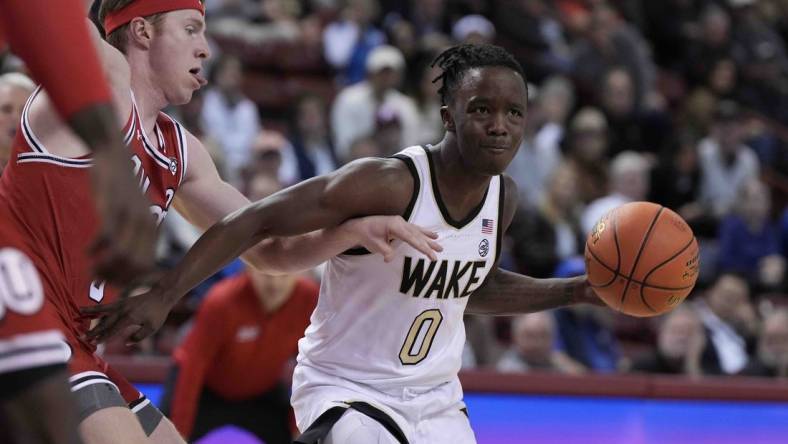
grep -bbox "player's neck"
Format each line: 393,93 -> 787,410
432,136 -> 492,219
128,57 -> 168,136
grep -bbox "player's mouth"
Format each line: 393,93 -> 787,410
480,144 -> 508,154
189,68 -> 207,87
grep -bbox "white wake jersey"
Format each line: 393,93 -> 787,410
296,145 -> 504,389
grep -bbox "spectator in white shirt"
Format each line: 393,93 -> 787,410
201,55 -> 262,184
582,151 -> 650,234
330,45 -> 420,159
697,100 -> 760,219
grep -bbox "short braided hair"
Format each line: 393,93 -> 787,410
431,43 -> 526,106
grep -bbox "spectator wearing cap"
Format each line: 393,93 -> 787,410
331,45 -> 420,160
697,100 -> 759,220
452,14 -> 495,44
581,151 -> 650,235
323,0 -> 386,85
563,107 -> 610,205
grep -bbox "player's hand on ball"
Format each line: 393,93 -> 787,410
572,277 -> 606,307
347,216 -> 443,262
80,280 -> 175,345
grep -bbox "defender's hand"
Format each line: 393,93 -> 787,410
345,216 -> 443,262
89,149 -> 157,285
81,282 -> 175,345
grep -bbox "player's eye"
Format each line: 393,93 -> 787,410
186,26 -> 196,35
509,109 -> 523,118
472,106 -> 489,115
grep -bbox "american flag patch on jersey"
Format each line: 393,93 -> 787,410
482,218 -> 494,234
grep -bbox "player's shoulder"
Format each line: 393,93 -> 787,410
336,155 -> 413,187
499,173 -> 519,231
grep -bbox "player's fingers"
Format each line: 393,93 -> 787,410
127,324 -> 154,345
418,226 -> 439,239
86,310 -> 129,342
80,301 -> 122,317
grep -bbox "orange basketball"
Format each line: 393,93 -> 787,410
584,202 -> 700,317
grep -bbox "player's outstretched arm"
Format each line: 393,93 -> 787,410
82,155 -> 435,343
171,133 -> 440,275
466,175 -> 601,316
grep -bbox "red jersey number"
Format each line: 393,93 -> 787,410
0,248 -> 44,320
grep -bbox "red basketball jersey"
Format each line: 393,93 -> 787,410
0,88 -> 188,340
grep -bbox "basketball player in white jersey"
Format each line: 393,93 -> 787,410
85,44 -> 602,443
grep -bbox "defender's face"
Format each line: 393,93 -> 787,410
149,10 -> 210,105
445,66 -> 527,176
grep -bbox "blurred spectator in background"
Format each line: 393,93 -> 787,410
564,107 -> 609,205
694,273 -> 759,375
407,0 -> 450,36
640,0 -> 706,70
649,131 -> 705,231
506,76 -> 572,208
288,93 -> 337,181
552,258 -> 621,373
494,0 -> 571,82
0,72 -> 34,175
739,309 -> 788,378
631,306 -> 706,377
451,14 -> 495,44
598,67 -> 672,158
697,100 -> 759,221
344,135 -> 383,164
718,179 -> 785,290
410,59 -> 444,146
163,174 -> 319,443
582,151 -> 650,234
248,129 -> 299,186
509,164 -> 583,279
323,0 -> 385,85
571,3 -> 657,109
331,45 -> 419,159
497,312 -> 585,374
684,5 -> 734,88
373,104 -> 403,156
729,0 -> 788,122
201,55 -> 262,184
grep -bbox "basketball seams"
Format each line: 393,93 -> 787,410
638,236 -> 697,313
618,206 -> 664,312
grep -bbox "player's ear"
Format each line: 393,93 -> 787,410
128,17 -> 155,49
440,105 -> 455,133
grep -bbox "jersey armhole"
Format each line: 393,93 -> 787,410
494,174 -> 506,264
342,154 -> 421,256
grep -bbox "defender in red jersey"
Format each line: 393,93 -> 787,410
1,0 -> 440,443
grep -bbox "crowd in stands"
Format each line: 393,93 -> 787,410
3,0 -> 788,391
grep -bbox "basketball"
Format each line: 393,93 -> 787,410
584,202 -> 700,317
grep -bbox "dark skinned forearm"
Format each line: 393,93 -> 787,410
466,269 -> 585,316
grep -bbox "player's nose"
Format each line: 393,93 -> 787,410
487,112 -> 508,137
196,35 -> 211,60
